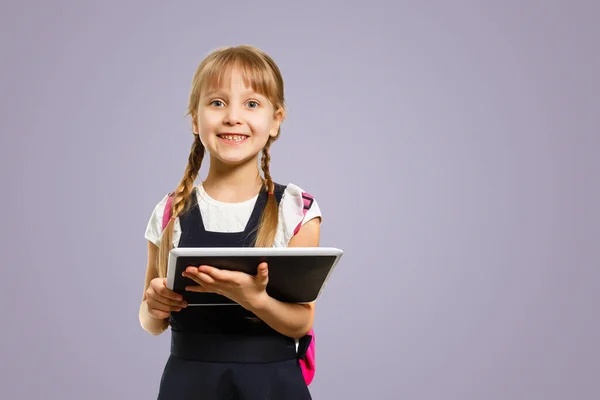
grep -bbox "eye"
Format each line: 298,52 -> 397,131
247,100 -> 259,109
210,100 -> 224,107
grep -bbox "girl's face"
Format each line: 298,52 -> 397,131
193,68 -> 283,166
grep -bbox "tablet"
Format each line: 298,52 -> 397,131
166,247 -> 343,306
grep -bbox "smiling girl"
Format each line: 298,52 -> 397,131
139,45 -> 322,400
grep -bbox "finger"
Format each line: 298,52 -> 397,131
156,294 -> 187,308
155,281 -> 185,302
148,298 -> 182,312
182,272 -> 206,286
197,272 -> 215,284
157,288 -> 186,304
182,270 -> 213,284
256,262 -> 269,282
258,262 -> 268,275
148,287 -> 187,308
148,292 -> 185,308
185,266 -> 199,274
199,265 -> 237,282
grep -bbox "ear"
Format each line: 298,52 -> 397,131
191,115 -> 199,135
269,107 -> 285,138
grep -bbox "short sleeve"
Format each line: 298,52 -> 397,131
302,195 -> 322,227
144,193 -> 169,246
275,183 -> 322,247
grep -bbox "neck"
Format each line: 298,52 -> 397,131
202,154 -> 264,203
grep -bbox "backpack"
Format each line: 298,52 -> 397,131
160,189 -> 317,386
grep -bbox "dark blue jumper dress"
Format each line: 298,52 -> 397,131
156,184 -> 312,400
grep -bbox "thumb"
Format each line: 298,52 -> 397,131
257,262 -> 269,282
162,278 -> 167,286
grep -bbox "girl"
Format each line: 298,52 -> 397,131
139,45 -> 322,400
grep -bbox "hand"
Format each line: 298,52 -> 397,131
145,277 -> 188,319
182,262 -> 270,310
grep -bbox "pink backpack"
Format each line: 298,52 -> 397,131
161,190 -> 317,386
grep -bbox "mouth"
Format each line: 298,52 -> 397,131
217,133 -> 249,143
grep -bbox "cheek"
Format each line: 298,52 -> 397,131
249,116 -> 275,135
197,114 -> 219,135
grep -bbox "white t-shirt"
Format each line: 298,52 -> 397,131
145,182 -> 322,247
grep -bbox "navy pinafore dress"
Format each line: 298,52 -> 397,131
156,184 -> 312,400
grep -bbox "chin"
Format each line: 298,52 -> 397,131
211,151 -> 259,166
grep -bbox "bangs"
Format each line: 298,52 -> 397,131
198,49 -> 280,104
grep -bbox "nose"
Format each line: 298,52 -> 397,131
223,104 -> 242,125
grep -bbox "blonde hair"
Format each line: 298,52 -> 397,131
157,45 -> 286,278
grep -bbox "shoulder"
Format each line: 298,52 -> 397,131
144,192 -> 172,247
274,182 -> 322,246
280,183 -> 321,220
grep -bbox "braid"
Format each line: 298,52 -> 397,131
171,135 -> 205,216
260,138 -> 275,193
254,137 -> 279,247
157,135 -> 205,277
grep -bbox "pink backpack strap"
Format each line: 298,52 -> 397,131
298,329 -> 316,385
161,193 -> 174,231
293,191 -> 317,386
293,192 -> 314,235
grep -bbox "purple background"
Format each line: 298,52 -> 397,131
1,1 -> 598,399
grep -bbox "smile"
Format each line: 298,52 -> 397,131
217,134 -> 249,143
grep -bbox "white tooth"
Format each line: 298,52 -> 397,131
220,134 -> 246,141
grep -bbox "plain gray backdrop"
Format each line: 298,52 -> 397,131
1,0 -> 598,399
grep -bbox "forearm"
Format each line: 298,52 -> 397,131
248,294 -> 314,339
139,301 -> 169,336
